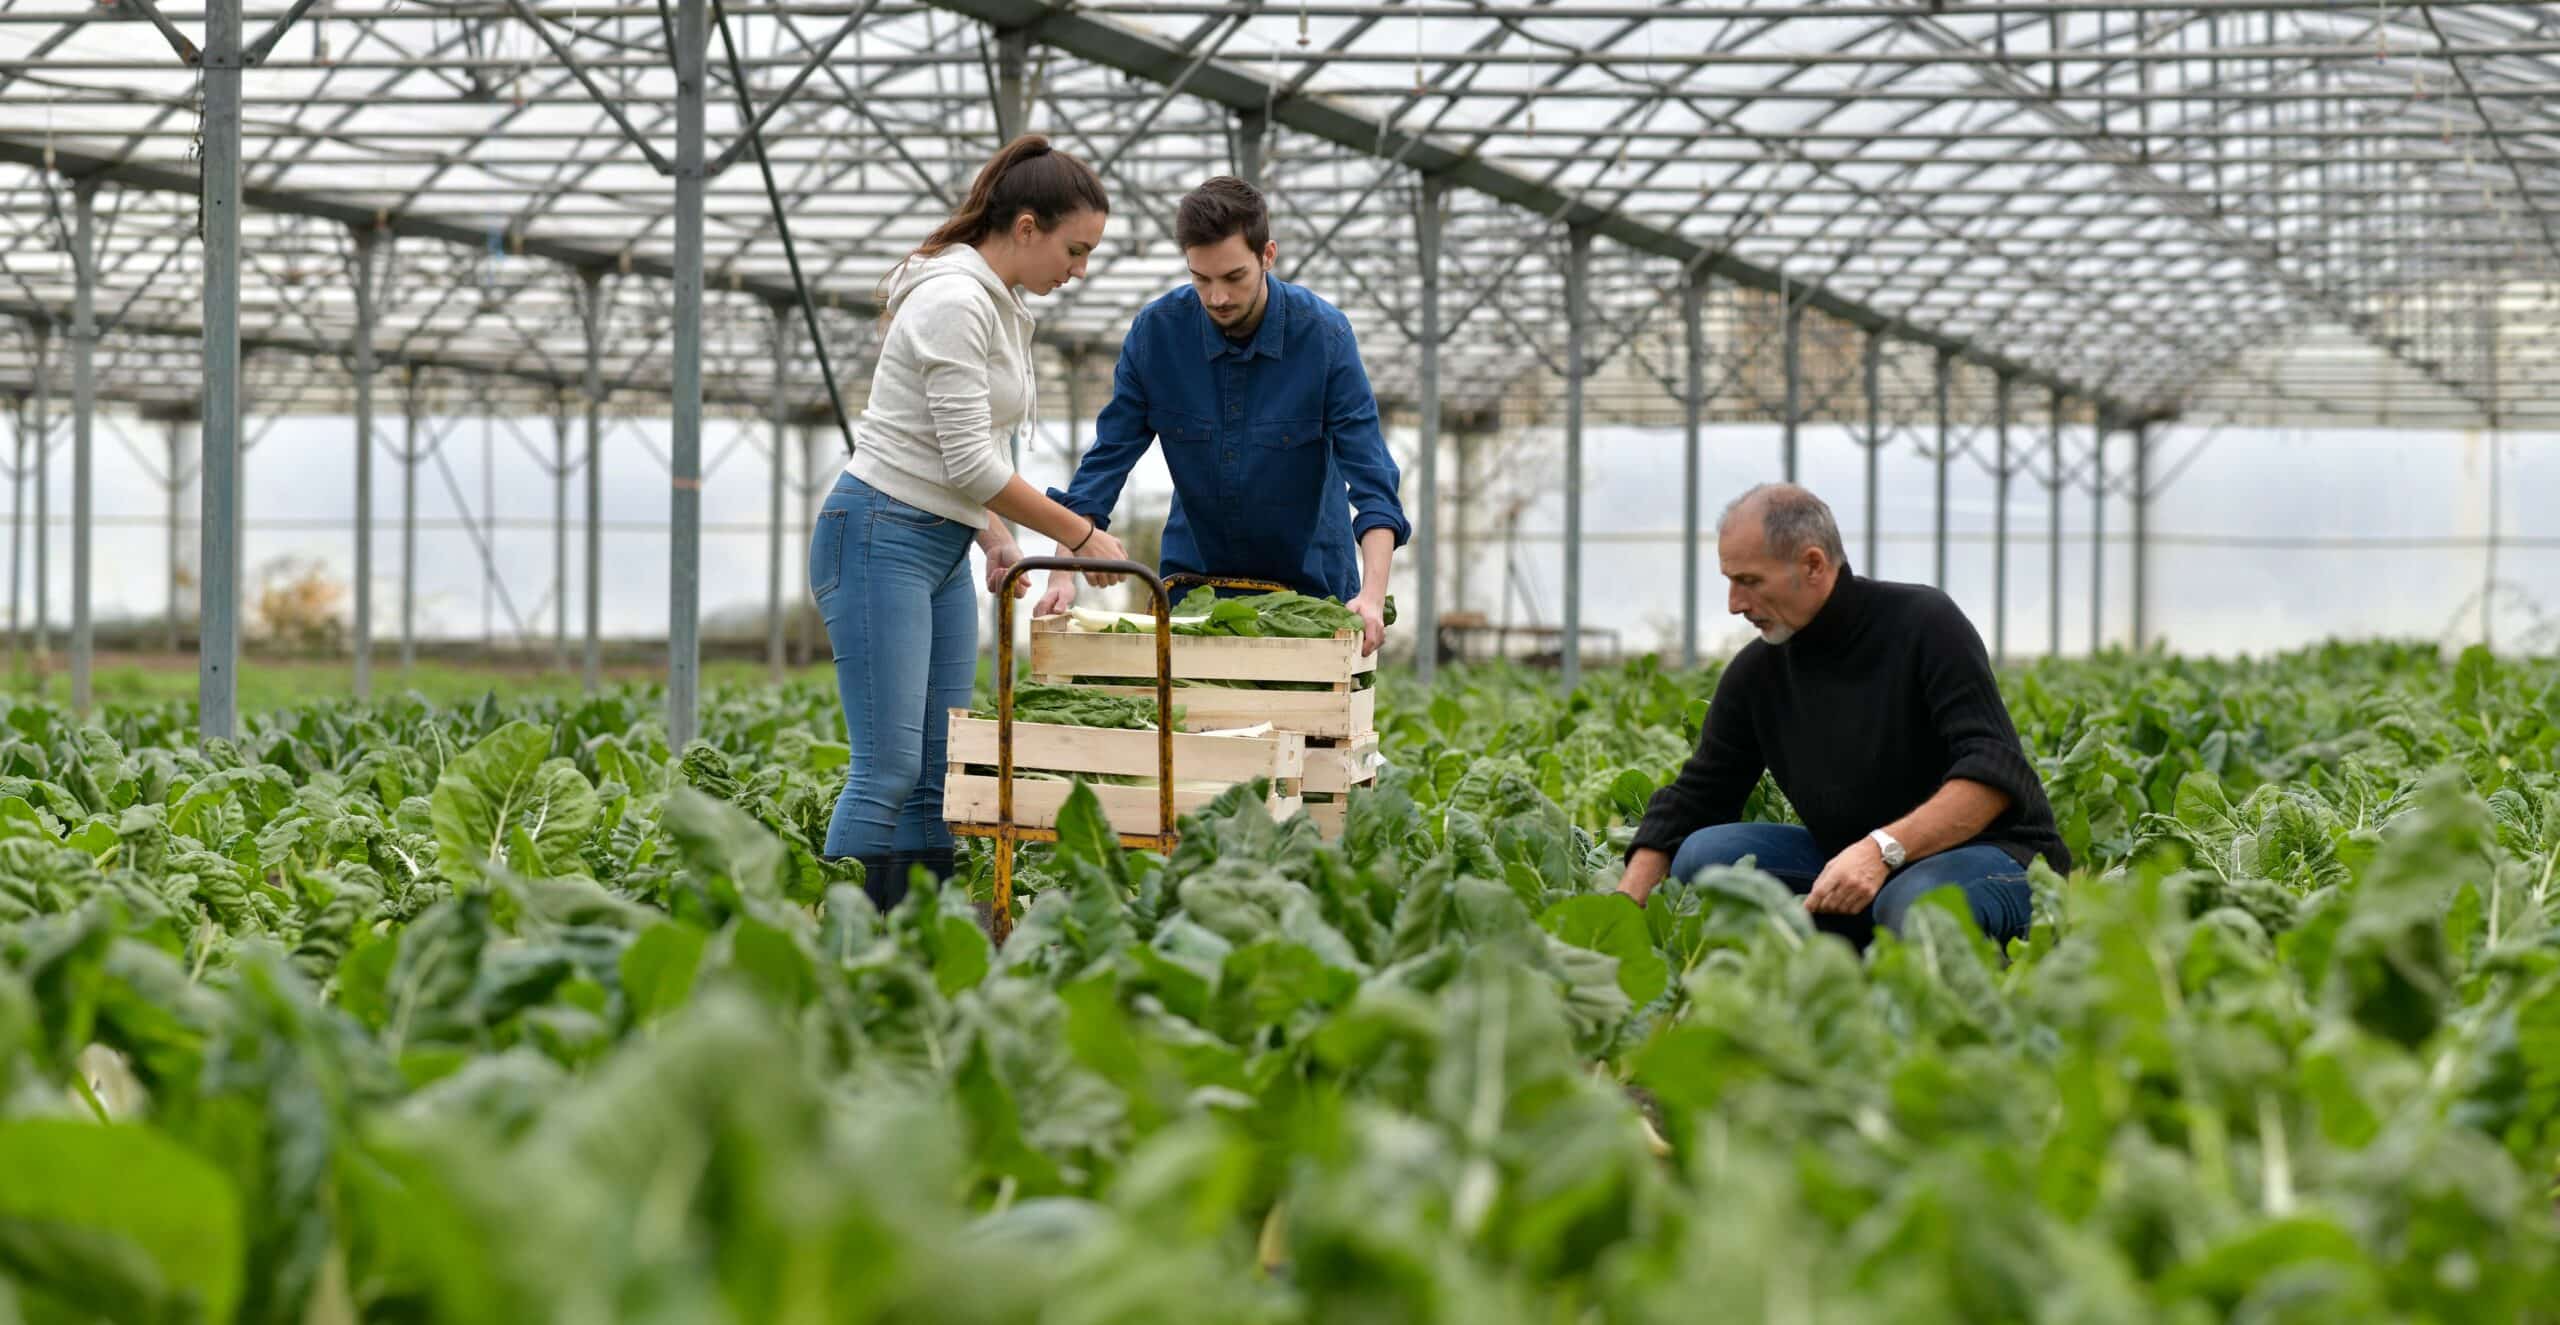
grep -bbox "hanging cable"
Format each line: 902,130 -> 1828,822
709,0 -> 858,457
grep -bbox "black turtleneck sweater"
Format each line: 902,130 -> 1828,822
1630,567 -> 2072,874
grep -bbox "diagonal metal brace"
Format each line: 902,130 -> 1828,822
706,0 -> 880,176
244,0 -> 327,66
503,0 -> 675,176
116,0 -> 201,64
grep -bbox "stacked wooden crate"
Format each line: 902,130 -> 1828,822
944,706 -> 1304,838
1026,614 -> 1380,838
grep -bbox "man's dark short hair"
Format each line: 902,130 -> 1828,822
1176,176 -> 1271,255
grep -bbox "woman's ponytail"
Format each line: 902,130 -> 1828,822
877,135 -> 1109,307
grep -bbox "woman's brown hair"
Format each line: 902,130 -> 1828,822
881,135 -> 1108,304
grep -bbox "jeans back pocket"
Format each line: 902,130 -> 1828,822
809,508 -> 848,599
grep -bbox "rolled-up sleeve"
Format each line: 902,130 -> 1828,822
1628,659 -> 1765,859
1917,600 -> 2036,809
910,294 -> 1013,504
1323,317 -> 1410,546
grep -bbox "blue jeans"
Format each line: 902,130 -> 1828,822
810,474 -> 978,858
1668,822 -> 2033,948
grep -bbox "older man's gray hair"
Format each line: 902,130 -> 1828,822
1718,483 -> 1847,567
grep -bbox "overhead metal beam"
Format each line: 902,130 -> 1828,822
919,0 -> 2140,417
0,135 -> 885,322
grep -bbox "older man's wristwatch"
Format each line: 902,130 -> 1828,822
1868,829 -> 1906,870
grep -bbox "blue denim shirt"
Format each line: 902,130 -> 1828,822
1047,276 -> 1409,600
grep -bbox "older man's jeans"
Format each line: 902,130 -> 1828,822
1667,822 -> 2034,948
809,473 -> 977,903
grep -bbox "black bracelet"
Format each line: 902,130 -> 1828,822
1070,520 -> 1095,553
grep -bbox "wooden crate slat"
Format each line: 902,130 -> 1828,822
946,774 -> 1299,836
946,712 -> 1304,783
1305,798 -> 1345,839
1303,735 -> 1382,794
1058,685 -> 1374,739
1030,615 -> 1374,685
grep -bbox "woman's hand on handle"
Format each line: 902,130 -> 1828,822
1034,572 -> 1078,617
984,475 -> 1129,588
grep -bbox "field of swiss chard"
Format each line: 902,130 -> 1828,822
3,640 -> 2558,1322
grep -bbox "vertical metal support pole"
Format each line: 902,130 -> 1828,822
200,0 -> 243,741
1414,176 -> 1443,686
579,270 -> 605,692
1781,296 -> 1802,483
1451,427 -> 1471,619
552,396 -> 570,669
1681,266 -> 1707,669
69,180 -> 96,716
8,395 -> 23,666
2090,410 -> 2107,655
1063,349 -> 1086,463
1235,110 -> 1268,190
2481,295 -> 2500,650
1993,374 -> 2012,663
799,421 -> 824,665
165,419 -> 182,653
31,323 -> 49,671
400,373 -> 421,674
669,0 -> 706,748
480,393 -> 494,649
1862,331 -> 1881,575
349,227 -> 378,699
994,26 -> 1030,141
1932,347 -> 1951,590
2131,418 -> 2148,653
2048,389 -> 2064,659
1561,225 -> 1591,694
768,303 -> 792,683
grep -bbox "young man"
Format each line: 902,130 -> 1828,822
1031,177 -> 1409,655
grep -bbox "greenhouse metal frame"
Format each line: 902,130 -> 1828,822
1,0 -> 2553,742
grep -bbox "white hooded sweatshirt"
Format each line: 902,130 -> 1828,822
845,244 -> 1034,526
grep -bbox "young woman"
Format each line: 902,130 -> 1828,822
812,135 -> 1127,910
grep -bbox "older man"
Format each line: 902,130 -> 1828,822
1616,483 -> 2070,948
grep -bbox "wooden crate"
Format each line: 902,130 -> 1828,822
1029,615 -> 1374,739
1304,795 -> 1346,840
943,709 -> 1303,838
1302,733 -> 1381,796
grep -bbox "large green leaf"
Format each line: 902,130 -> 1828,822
0,1118 -> 244,1325
1536,894 -> 1669,1006
430,721 -> 598,886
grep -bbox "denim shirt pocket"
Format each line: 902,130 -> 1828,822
1151,410 -> 1215,446
1247,419 -> 1322,451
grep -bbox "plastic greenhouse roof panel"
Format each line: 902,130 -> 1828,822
0,1 -> 2555,425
